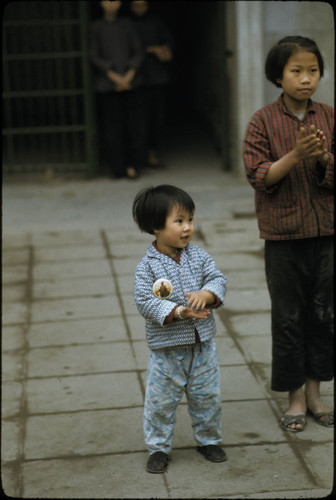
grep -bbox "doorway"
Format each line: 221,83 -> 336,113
90,0 -> 230,170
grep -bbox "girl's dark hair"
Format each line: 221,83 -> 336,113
265,35 -> 324,88
132,184 -> 195,235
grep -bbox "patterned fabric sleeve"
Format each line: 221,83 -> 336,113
134,260 -> 178,326
197,248 -> 227,306
243,112 -> 280,194
315,105 -> 334,189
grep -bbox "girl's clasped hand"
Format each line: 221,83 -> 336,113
296,124 -> 328,163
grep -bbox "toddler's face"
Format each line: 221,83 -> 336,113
154,205 -> 194,255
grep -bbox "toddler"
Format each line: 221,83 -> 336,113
133,184 -> 227,472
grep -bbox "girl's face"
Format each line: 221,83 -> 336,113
100,1 -> 121,16
131,1 -> 148,17
277,50 -> 321,111
154,204 -> 194,255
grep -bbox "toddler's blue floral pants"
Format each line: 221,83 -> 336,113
144,338 -> 222,454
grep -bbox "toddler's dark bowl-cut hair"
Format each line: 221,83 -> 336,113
132,184 -> 195,235
265,35 -> 324,88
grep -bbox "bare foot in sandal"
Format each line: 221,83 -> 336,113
305,378 -> 334,427
282,386 -> 307,432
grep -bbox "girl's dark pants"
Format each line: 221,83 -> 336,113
264,236 -> 334,392
96,88 -> 147,177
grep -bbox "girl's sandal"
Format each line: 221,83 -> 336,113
308,409 -> 334,427
280,413 -> 306,433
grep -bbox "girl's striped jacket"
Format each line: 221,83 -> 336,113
243,95 -> 334,240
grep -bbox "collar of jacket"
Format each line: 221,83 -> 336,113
147,242 -> 188,263
278,94 -> 317,117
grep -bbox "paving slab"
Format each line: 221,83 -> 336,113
20,453 -> 168,499
27,342 -> 137,378
2,302 -> 28,326
31,296 -> 120,323
1,421 -> 21,463
223,489 -> 333,499
26,372 -> 143,414
165,445 -> 319,499
1,381 -> 23,419
34,245 -> 106,262
230,312 -> 271,336
30,229 -> 102,246
2,265 -> 28,285
1,351 -> 25,382
225,269 -> 267,289
28,317 -> 130,347
2,161 -> 334,498
172,400 -> 286,447
24,408 -> 145,460
110,257 -> 143,276
124,314 -> 146,340
237,335 -> 273,365
225,289 -> 271,313
209,252 -> 265,271
2,247 -> 30,266
32,260 -> 111,281
2,325 -> 26,350
2,233 -> 31,246
2,283 -> 27,303
33,276 -> 116,300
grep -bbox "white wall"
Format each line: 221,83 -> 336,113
230,0 -> 334,177
263,1 -> 334,107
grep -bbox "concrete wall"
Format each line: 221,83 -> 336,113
226,1 -> 334,177
188,1 -> 334,176
263,1 -> 334,108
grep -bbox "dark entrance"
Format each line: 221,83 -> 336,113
2,1 -> 230,176
2,1 -> 97,177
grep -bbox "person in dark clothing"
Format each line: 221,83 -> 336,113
91,1 -> 147,179
130,1 -> 174,168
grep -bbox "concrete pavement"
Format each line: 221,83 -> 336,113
2,132 -> 334,498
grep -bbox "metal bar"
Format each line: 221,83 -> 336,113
3,125 -> 86,135
3,20 -> 80,26
79,1 -> 98,177
2,1 -> 91,175
3,52 -> 82,61
2,90 -> 84,97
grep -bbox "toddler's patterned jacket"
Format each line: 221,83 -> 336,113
134,242 -> 227,350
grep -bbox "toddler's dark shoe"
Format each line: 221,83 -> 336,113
146,451 -> 169,473
197,445 -> 227,463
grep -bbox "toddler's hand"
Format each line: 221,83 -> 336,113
184,291 -> 215,310
179,306 -> 211,320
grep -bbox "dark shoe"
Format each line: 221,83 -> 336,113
196,445 -> 227,463
146,452 -> 169,473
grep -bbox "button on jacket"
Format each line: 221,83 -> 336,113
134,243 -> 227,350
243,96 -> 334,240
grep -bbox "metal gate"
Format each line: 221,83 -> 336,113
2,1 -> 97,176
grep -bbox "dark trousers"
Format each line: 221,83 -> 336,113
144,85 -> 168,155
96,89 -> 147,177
264,236 -> 334,392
